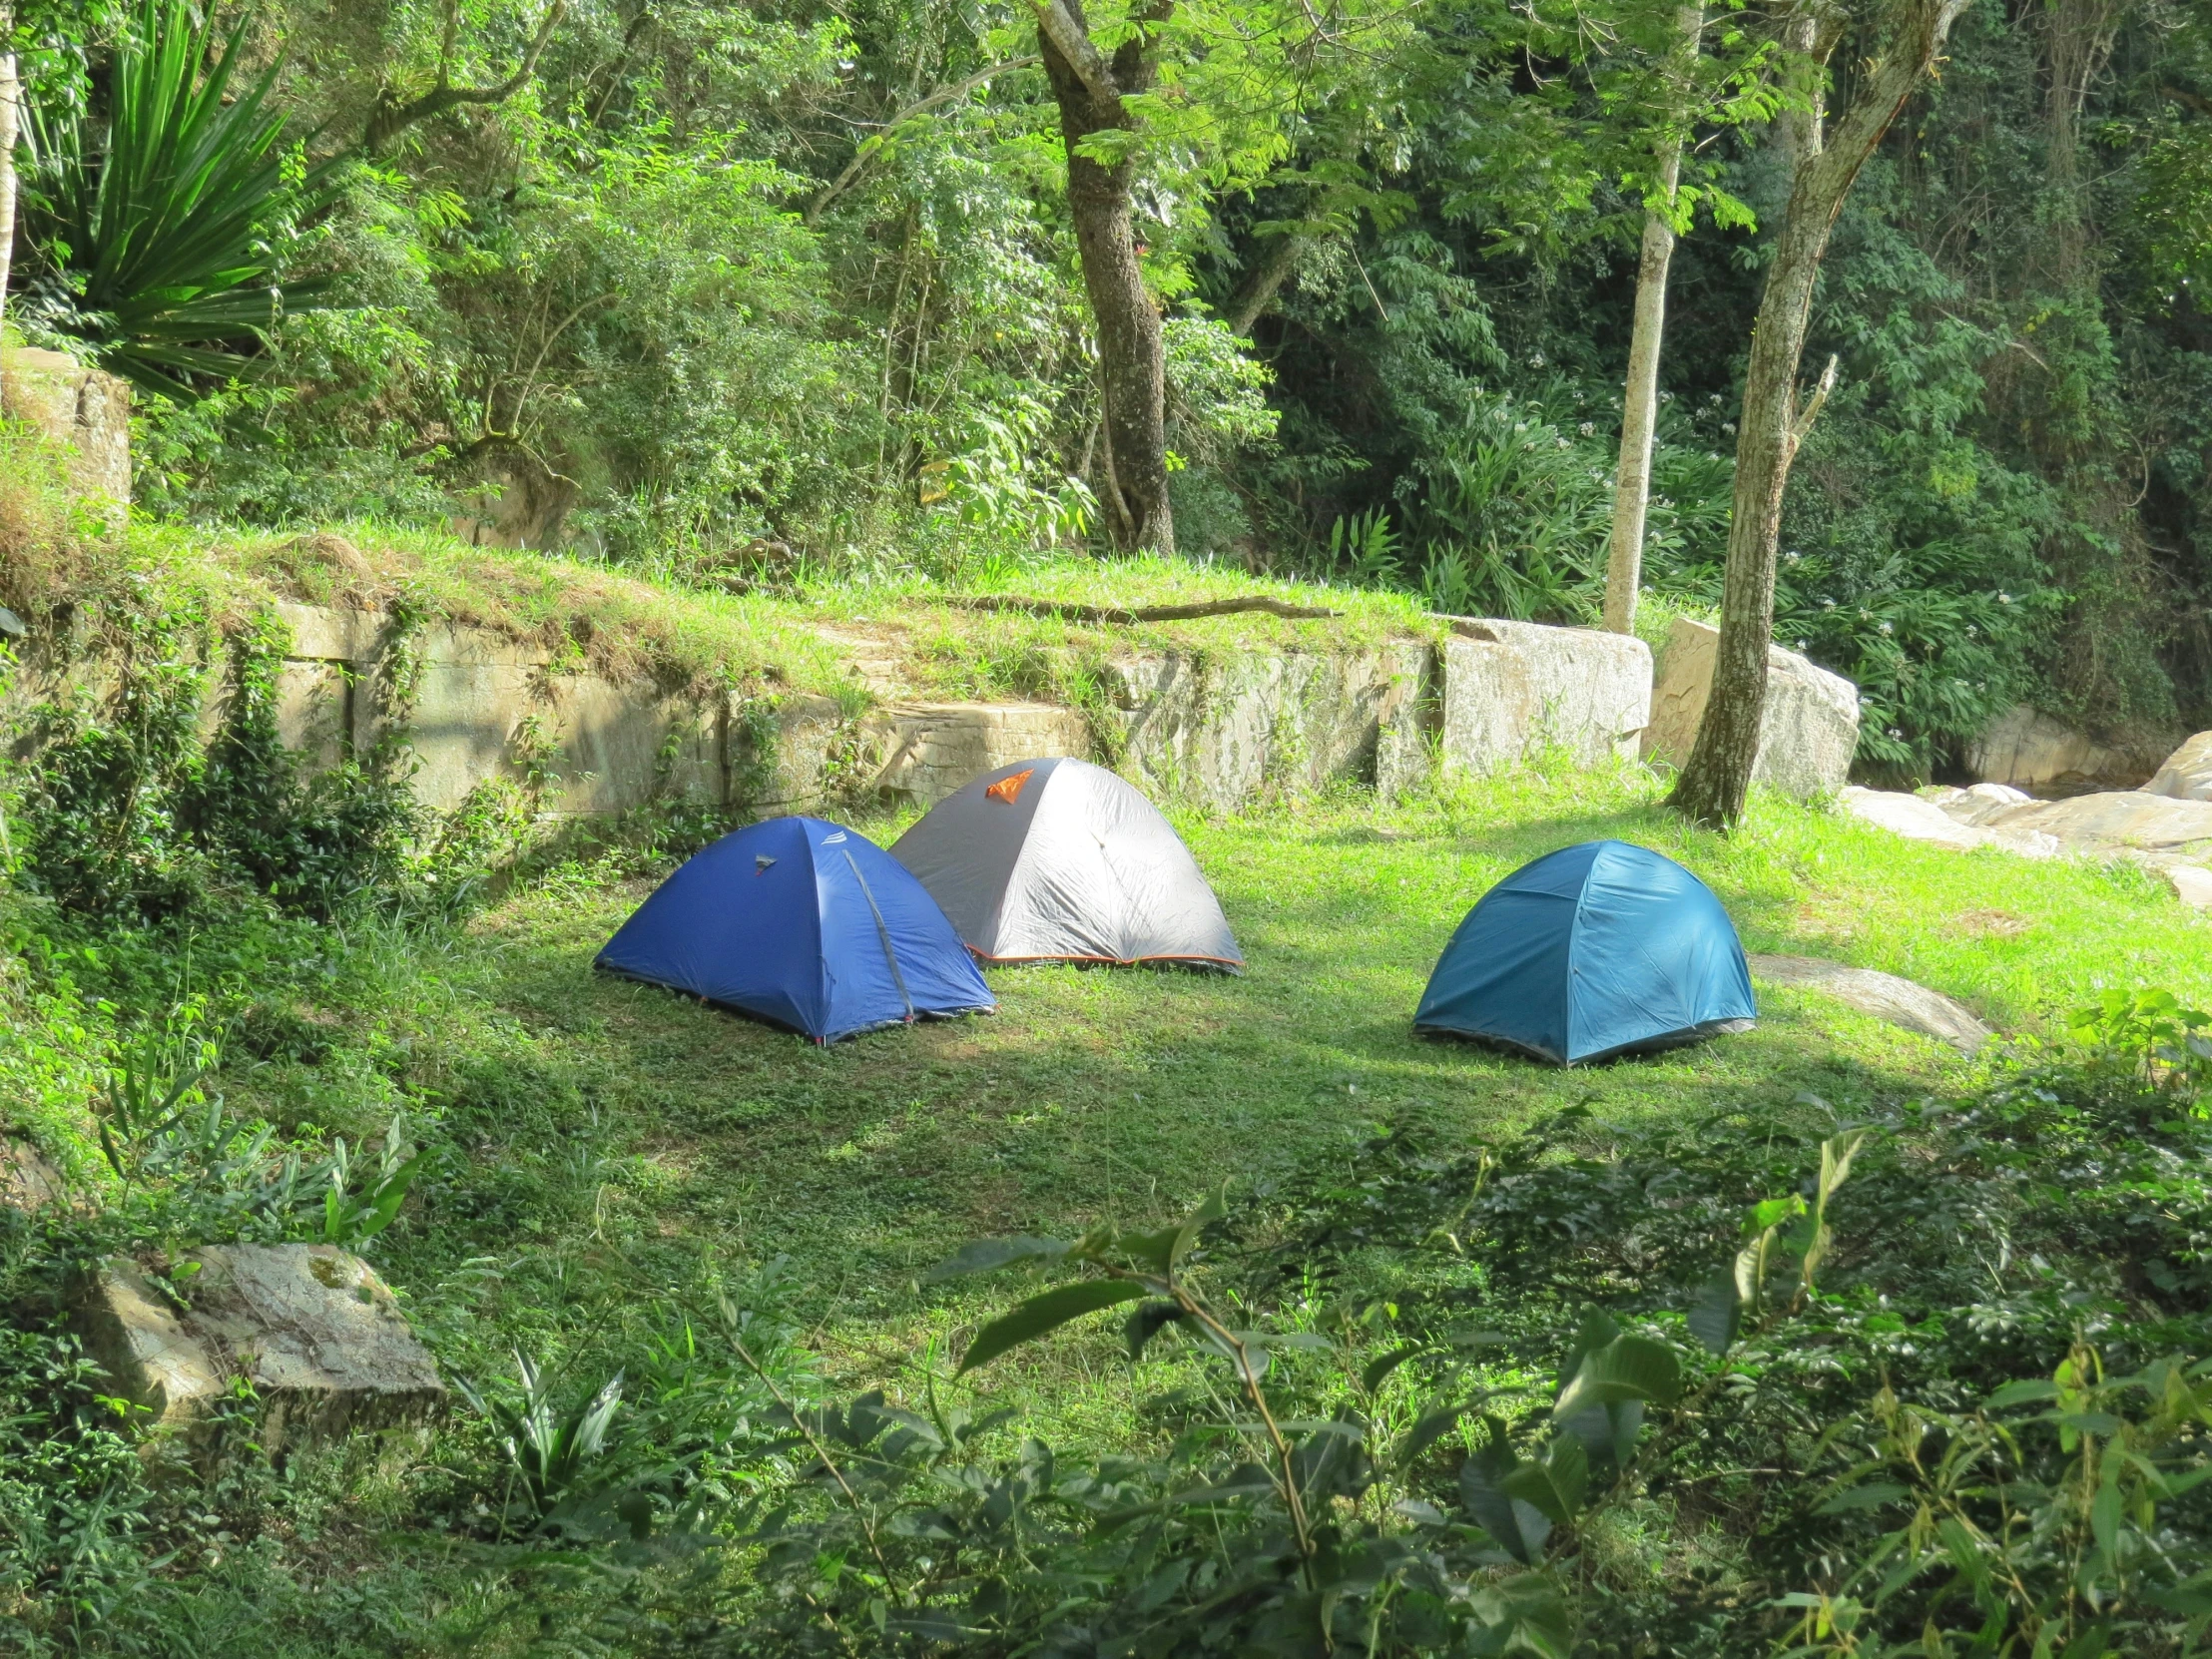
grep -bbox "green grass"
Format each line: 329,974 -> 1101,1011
9,759 -> 2210,1650
206,766 -> 2211,1455
39,506 -> 1431,711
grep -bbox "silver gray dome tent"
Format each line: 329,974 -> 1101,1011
889,758 -> 1243,970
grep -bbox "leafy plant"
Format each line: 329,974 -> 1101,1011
318,1118 -> 429,1248
457,1353 -> 633,1533
19,0 -> 337,396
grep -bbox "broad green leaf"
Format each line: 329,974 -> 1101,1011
922,1236 -> 1070,1283
1469,1571 -> 1573,1659
1817,1130 -> 1868,1207
956,1280 -> 1146,1374
1123,1182 -> 1232,1276
1123,1300 -> 1184,1361
1686,1271 -> 1741,1356
1502,1440 -> 1584,1526
1985,1380 -> 2060,1408
1458,1426 -> 1549,1565
2090,1471 -> 2122,1562
1363,1343 -> 1436,1392
1553,1336 -> 1682,1423
1398,1399 -> 1480,1467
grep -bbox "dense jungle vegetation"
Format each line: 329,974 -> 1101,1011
16,0 -> 2212,774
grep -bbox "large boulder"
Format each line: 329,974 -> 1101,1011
1749,954 -> 1991,1054
1642,619 -> 1860,800
2146,732 -> 2212,802
1967,705 -> 2141,792
1964,790 -> 2212,861
1438,618 -> 1651,777
2,346 -> 130,523
75,1244 -> 445,1447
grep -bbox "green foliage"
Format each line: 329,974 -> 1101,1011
19,0 -> 336,397
14,591 -> 420,924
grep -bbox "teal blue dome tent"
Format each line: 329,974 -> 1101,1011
1414,840 -> 1756,1066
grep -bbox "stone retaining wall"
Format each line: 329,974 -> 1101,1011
10,598 -> 1870,821
264,603 -> 1434,817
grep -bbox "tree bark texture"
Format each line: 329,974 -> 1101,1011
2037,0 -> 2121,289
1669,0 -> 1974,827
1603,5 -> 1700,637
1038,0 -> 1174,553
0,44 -> 16,338
1226,231 -> 1310,336
1602,149 -> 1683,636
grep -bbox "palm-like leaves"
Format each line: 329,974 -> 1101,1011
20,0 -> 336,396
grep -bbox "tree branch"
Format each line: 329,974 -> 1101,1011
1225,232 -> 1311,334
1791,352 -> 1839,442
949,595 -> 1342,623
363,0 -> 569,153
1034,0 -> 1119,106
806,57 -> 1041,226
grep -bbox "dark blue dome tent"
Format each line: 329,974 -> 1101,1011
1414,840 -> 1756,1066
596,817 -> 994,1043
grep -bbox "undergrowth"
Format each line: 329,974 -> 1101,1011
3,526 -> 2212,1653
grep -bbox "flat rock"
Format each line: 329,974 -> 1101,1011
1921,782 -> 2031,826
1438,617 -> 1651,777
1971,790 -> 2212,859
1841,788 -> 2060,858
75,1244 -> 445,1447
1749,955 -> 1992,1054
2161,864 -> 2212,909
1643,619 -> 1860,800
1967,704 -> 2141,791
2147,732 -> 2212,802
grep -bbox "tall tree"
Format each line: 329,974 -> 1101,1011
1602,4 -> 1702,637
1034,0 -> 1175,552
1669,0 -> 1974,826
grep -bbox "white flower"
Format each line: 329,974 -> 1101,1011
1531,353 -> 1546,367
1578,421 -> 1595,436
1707,451 -> 1720,460
1879,620 -> 1894,634
1821,598 -> 1836,609
1785,550 -> 1801,562
1998,592 -> 2012,604
1888,727 -> 1904,740
1659,390 -> 1674,402
1707,393 -> 1722,405
1554,437 -> 1569,450
1722,422 -> 1736,435
1795,639 -> 1810,650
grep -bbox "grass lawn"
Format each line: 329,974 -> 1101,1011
222,765 -> 2211,1453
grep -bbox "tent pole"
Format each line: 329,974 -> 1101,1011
843,850 -> 916,1023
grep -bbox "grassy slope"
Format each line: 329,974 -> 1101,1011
225,767 -> 2209,1459
45,515 -> 1431,708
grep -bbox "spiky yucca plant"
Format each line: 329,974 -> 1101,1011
19,0 -> 336,397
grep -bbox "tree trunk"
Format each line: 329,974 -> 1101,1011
1668,0 -> 1975,828
0,31 -> 16,338
1038,0 -> 1174,553
1602,5 -> 1700,637
1226,231 -> 1310,336
2037,0 -> 2120,290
